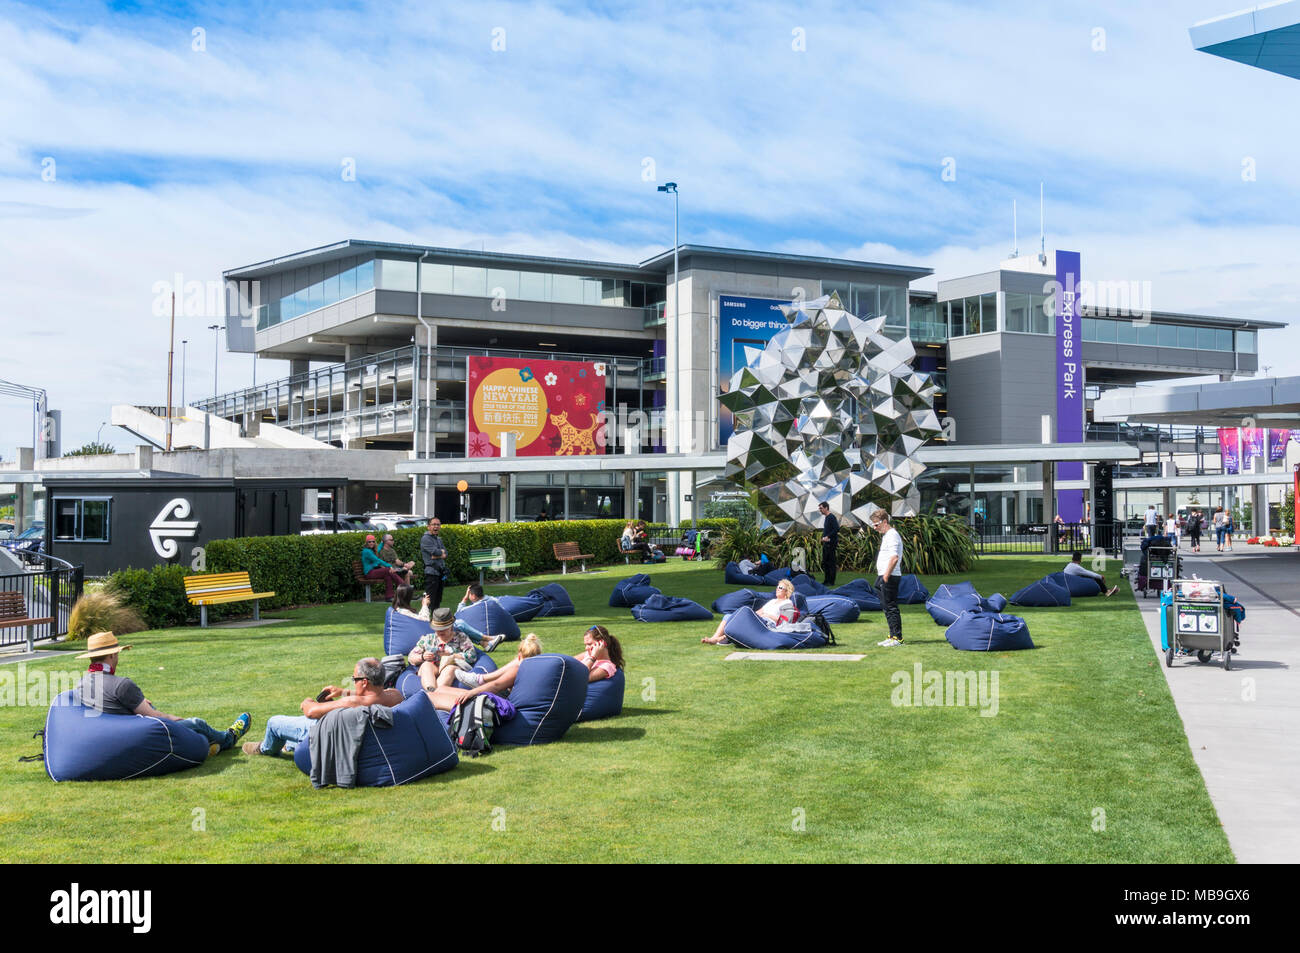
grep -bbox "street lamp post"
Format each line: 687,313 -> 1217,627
207,324 -> 221,397
657,181 -> 680,526
181,339 -> 188,409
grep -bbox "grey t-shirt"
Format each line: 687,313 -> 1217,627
74,672 -> 145,715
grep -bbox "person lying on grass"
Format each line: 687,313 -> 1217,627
408,607 -> 480,692
702,578 -> 797,644
243,657 -> 402,757
575,625 -> 624,682
425,633 -> 543,712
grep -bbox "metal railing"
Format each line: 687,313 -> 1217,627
970,521 -> 1124,557
1,553 -> 84,649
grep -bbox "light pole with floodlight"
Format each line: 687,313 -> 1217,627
181,339 -> 188,409
208,324 -> 221,397
657,181 -> 681,526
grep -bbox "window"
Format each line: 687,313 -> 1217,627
964,296 -> 983,334
980,292 -> 997,332
1196,327 -> 1217,351
1006,293 -> 1031,333
1116,320 -> 1138,345
53,498 -> 110,543
1030,293 -> 1054,334
880,286 -> 904,327
852,283 -> 878,317
1177,325 -> 1197,349
1236,330 -> 1256,353
452,266 -> 486,297
487,269 -> 519,300
1157,324 -> 1177,347
823,280 -> 850,305
378,259 -> 417,293
948,298 -> 965,337
518,270 -> 548,301
1137,324 -> 1159,347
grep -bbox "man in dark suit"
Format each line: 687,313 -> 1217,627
818,502 -> 839,586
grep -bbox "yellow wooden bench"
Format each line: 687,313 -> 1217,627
183,572 -> 275,628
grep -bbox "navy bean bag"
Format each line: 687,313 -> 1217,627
610,574 -> 661,607
1062,572 -> 1103,597
985,592 -> 1008,612
724,562 -> 768,586
294,690 -> 458,786
762,566 -> 793,586
790,572 -> 828,596
496,593 -> 544,623
578,668 -> 625,721
945,608 -> 1034,651
631,594 -> 714,622
384,608 -> 431,658
1010,571 -> 1072,607
721,607 -> 828,650
926,583 -> 984,626
528,583 -> 575,617
43,690 -> 210,781
492,654 -> 588,745
897,575 -> 931,604
395,651 -> 498,699
829,578 -> 883,611
804,594 -> 860,624
711,588 -> 766,614
457,598 -> 522,641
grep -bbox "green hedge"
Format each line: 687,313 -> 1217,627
106,565 -> 201,629
202,519 -> 739,611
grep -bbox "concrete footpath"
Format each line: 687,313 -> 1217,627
1135,546 -> 1299,863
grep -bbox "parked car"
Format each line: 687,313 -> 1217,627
2,522 -> 46,560
0,521 -> 13,540
365,513 -> 427,531
299,513 -> 384,535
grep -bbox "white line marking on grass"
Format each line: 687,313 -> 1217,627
723,652 -> 866,661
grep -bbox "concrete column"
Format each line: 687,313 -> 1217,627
1163,487 -> 1175,521
1254,483 -> 1269,537
1041,461 -> 1055,554
623,470 -> 635,520
302,488 -> 319,515
134,445 -> 153,471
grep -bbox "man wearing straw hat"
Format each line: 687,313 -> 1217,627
74,631 -> 252,757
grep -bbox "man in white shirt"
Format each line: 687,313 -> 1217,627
1063,551 -> 1119,596
1143,504 -> 1159,538
870,509 -> 905,647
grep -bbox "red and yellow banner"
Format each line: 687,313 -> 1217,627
466,356 -> 606,457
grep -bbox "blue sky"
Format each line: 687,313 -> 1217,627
2,0 -> 1299,458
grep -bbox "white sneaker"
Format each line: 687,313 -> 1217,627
877,637 -> 903,647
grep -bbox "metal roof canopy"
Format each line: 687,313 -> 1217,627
1191,1 -> 1300,80
396,443 -> 1139,478
1093,375 -> 1300,427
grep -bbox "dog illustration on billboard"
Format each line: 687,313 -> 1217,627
550,411 -> 599,455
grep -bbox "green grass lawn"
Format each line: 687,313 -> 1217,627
0,557 -> 1230,863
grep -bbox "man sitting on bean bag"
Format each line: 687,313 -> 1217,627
1063,551 -> 1118,596
242,657 -> 402,757
74,631 -> 252,758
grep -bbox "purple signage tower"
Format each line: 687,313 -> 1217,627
1055,250 -> 1084,523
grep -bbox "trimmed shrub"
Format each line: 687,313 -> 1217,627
106,565 -> 199,629
67,589 -> 146,641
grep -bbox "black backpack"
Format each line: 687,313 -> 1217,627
449,695 -> 501,757
808,609 -> 837,646
380,655 -> 407,689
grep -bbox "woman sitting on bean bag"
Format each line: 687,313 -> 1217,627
702,578 -> 797,644
576,625 -> 624,682
426,634 -> 543,711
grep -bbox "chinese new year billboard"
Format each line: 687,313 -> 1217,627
465,356 -> 606,457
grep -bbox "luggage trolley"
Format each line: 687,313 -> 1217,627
1160,579 -> 1238,670
1139,537 -> 1179,598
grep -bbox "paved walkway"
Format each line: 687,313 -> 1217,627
1134,545 -> 1300,863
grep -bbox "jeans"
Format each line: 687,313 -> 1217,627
822,544 -> 837,586
1216,528 -> 1226,546
179,717 -> 234,752
877,575 -> 902,642
453,618 -> 488,648
260,715 -> 313,755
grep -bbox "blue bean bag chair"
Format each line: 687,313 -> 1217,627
829,578 -> 883,611
631,594 -> 713,622
926,583 -> 984,626
1010,572 -> 1072,607
43,690 -> 210,781
610,574 -> 661,607
528,583 -> 575,617
492,654 -> 588,745
711,588 -> 766,614
985,592 -> 1008,612
804,594 -> 860,624
457,598 -> 522,641
724,562 -> 768,586
578,668 -> 625,721
945,608 -> 1034,651
721,607 -> 828,650
496,593 -> 544,623
790,572 -> 828,596
897,575 -> 930,604
395,651 -> 498,699
1062,572 -> 1103,597
294,690 -> 459,786
384,608 -> 431,658
762,566 -> 793,586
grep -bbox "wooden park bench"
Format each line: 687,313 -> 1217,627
469,548 -> 520,586
351,559 -> 374,603
183,572 -> 275,628
0,591 -> 54,651
552,541 -> 593,574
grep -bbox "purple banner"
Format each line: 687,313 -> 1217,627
1242,427 -> 1266,462
1055,250 -> 1084,522
1218,427 -> 1240,475
1269,428 -> 1291,463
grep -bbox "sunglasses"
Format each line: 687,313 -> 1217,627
351,675 -> 367,682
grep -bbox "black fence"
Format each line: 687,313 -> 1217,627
0,554 -> 84,649
971,521 -> 1126,557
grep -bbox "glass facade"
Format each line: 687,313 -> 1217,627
387,260 -> 666,310
822,280 -> 908,327
1001,292 -> 1054,334
946,292 -> 1000,336
1081,318 -> 1235,351
260,256 -> 375,329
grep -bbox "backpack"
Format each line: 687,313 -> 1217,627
449,695 -> 501,757
808,609 -> 837,646
380,655 -> 408,689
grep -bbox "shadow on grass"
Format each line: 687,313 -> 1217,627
613,707 -> 678,717
560,725 -> 648,743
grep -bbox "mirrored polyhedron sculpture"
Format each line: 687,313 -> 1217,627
721,293 -> 941,535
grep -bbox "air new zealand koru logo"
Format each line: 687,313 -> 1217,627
150,498 -> 200,558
